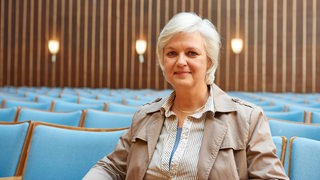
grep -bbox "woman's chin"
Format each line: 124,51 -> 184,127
171,80 -> 194,88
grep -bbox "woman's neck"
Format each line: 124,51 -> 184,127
174,85 -> 209,111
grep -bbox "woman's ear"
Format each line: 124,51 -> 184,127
206,57 -> 213,70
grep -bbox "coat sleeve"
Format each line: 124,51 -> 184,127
246,106 -> 289,180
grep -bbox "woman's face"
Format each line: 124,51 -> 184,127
162,32 -> 211,89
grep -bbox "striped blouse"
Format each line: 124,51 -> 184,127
144,89 -> 215,180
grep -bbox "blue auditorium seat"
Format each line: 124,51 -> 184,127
97,95 -> 123,103
288,137 -> 320,179
20,122 -> 127,179
105,102 -> 138,114
82,109 -> 133,128
268,119 -> 320,174
272,136 -> 287,165
52,100 -> 105,112
0,93 -> 35,102
122,98 -> 150,106
265,110 -> 306,123
0,107 -> 18,122
78,97 -> 105,105
16,108 -> 84,127
59,93 -> 79,103
2,99 -> 52,111
261,105 -> 285,112
0,121 -> 32,177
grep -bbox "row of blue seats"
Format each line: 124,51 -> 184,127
0,107 -> 133,129
1,98 -> 140,113
0,87 -> 149,178
264,110 -> 320,124
229,92 -> 320,178
0,91 -> 156,110
0,85 -> 172,105
269,119 -> 320,178
229,91 -> 320,105
0,86 -> 172,101
2,88 -> 320,124
4,86 -> 317,111
0,121 -> 127,179
229,91 -> 320,111
229,92 -> 320,123
272,135 -> 320,180
1,120 -> 318,180
1,87 -> 320,179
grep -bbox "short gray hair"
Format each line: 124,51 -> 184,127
156,12 -> 221,84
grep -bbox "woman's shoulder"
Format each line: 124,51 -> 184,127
131,97 -> 166,123
136,97 -> 166,114
231,97 -> 264,113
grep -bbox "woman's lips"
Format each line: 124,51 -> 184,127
174,71 -> 191,77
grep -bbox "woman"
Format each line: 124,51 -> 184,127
83,12 -> 288,179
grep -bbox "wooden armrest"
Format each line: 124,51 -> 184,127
0,176 -> 22,180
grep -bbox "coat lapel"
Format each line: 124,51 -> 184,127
197,116 -> 228,179
146,112 -> 164,161
197,84 -> 236,179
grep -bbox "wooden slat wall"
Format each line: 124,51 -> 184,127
0,0 -> 319,92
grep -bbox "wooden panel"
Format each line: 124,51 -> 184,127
313,0 -> 318,92
0,0 -> 4,87
0,0 -> 319,92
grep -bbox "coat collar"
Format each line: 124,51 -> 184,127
210,83 -> 237,113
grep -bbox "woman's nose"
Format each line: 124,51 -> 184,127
176,54 -> 187,65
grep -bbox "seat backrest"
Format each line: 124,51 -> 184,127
0,92 -> 35,102
0,121 -> 32,177
78,97 -> 105,104
251,100 -> 271,106
269,119 -> 320,141
46,91 -> 61,98
96,95 -> 123,103
286,105 -> 307,112
77,92 -> 97,99
272,136 -> 287,165
105,102 -> 138,114
35,95 -> 57,103
136,95 -> 157,102
16,108 -> 84,127
265,110 -> 306,123
82,109 -> 133,128
0,107 -> 19,122
288,137 -> 320,179
269,119 -> 320,174
52,100 -> 105,112
23,92 -> 39,101
19,122 -> 127,180
122,98 -> 150,106
261,105 -> 285,112
59,93 -> 79,103
2,99 -> 52,111
306,102 -> 320,108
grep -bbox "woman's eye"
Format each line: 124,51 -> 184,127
187,51 -> 198,57
166,51 -> 177,57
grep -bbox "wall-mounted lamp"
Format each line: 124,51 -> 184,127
231,38 -> 243,54
136,40 -> 147,63
48,40 -> 59,62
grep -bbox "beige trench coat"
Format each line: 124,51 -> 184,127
83,84 -> 289,180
